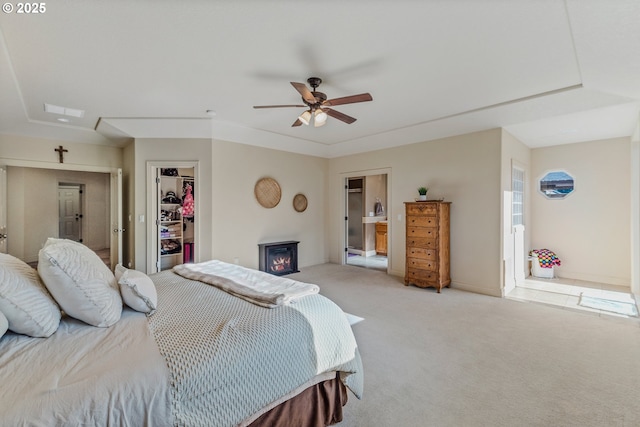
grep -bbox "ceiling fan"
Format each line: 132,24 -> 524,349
253,77 -> 373,127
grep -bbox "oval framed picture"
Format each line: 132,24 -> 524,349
293,193 -> 308,212
254,177 -> 281,208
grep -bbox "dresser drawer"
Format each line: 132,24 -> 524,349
406,269 -> 437,283
407,257 -> 436,271
406,237 -> 437,249
406,204 -> 437,216
407,216 -> 437,227
407,247 -> 436,260
407,226 -> 437,239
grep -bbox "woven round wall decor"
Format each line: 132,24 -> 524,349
254,177 -> 281,208
293,193 -> 308,212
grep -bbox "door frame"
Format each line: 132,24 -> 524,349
340,167 -> 392,273
0,166 -> 6,253
146,161 -> 199,273
0,159 -> 123,266
503,160 -> 527,296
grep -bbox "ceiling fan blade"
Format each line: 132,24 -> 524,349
253,104 -> 306,109
325,108 -> 357,124
292,118 -> 303,127
290,82 -> 317,104
323,93 -> 373,107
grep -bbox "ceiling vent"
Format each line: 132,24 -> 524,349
44,103 -> 85,118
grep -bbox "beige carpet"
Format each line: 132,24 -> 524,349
290,264 -> 640,427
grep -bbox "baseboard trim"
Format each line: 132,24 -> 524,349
450,280 -> 502,297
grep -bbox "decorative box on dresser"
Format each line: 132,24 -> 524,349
404,201 -> 451,292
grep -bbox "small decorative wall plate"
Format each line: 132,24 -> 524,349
254,177 -> 281,208
293,193 -> 308,212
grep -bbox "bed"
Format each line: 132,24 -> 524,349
0,239 -> 363,427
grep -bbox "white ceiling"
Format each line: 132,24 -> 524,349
1,0 -> 639,158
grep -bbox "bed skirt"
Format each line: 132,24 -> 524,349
249,373 -> 348,427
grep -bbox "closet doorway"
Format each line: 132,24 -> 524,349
147,161 -> 199,273
344,172 -> 389,272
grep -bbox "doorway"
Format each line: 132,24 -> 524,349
58,184 -> 83,243
147,162 -> 199,273
345,173 -> 389,272
4,166 -> 119,269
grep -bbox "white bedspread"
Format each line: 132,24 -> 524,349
173,260 -> 319,308
0,309 -> 172,426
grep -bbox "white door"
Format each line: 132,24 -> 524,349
0,166 -> 6,253
343,177 -> 349,264
110,169 -> 123,268
58,185 -> 82,242
503,190 -> 515,294
504,165 -> 526,295
512,166 -> 526,285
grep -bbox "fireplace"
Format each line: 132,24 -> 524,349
258,240 -> 300,276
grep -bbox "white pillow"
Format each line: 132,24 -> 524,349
114,264 -> 157,314
0,309 -> 8,338
38,238 -> 122,327
0,253 -> 61,337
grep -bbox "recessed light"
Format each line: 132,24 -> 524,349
57,118 -> 70,123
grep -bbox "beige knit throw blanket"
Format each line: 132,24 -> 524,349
172,260 -> 319,308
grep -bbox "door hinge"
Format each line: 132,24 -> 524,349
156,177 -> 160,184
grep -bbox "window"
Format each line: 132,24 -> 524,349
512,166 -> 524,226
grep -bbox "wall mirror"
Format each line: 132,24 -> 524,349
539,170 -> 574,199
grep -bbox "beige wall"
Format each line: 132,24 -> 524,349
0,134 -> 122,169
130,138 -> 328,273
1,133 -> 123,263
132,138 -> 213,273
328,129 -> 504,296
7,167 -> 110,262
2,130 -> 636,294
211,139 -> 328,269
530,137 -> 631,286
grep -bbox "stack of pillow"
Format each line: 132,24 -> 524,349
0,238 -> 157,339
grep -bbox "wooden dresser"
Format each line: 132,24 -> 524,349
404,201 -> 451,292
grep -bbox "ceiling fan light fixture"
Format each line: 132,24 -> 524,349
314,109 -> 327,126
298,110 -> 311,125
254,77 -> 373,127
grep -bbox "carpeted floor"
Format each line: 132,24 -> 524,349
290,263 -> 640,427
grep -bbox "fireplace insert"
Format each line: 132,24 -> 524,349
258,241 -> 300,276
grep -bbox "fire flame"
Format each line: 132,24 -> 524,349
270,255 -> 291,272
